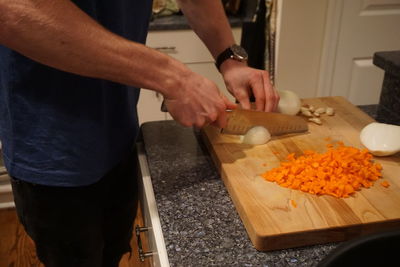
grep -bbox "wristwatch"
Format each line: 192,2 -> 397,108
215,44 -> 248,71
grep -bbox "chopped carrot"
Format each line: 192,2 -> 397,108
262,163 -> 268,167
291,199 -> 297,208
381,181 -> 390,188
273,151 -> 280,155
261,142 -> 383,198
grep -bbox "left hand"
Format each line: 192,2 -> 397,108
220,60 -> 280,112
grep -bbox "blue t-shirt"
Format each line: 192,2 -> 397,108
0,0 -> 152,186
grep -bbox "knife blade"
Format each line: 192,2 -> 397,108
222,109 -> 308,136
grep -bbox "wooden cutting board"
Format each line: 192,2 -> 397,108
201,96 -> 400,251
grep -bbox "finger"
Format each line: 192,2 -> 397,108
210,96 -> 229,128
212,108 -> 228,128
221,94 -> 237,110
262,72 -> 275,112
235,89 -> 251,110
195,115 -> 207,129
272,87 -> 280,111
250,72 -> 266,111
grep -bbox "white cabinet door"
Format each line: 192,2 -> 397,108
276,0 -> 400,105
321,0 -> 400,105
137,89 -> 167,126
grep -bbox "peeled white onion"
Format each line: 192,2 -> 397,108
360,122 -> 400,156
241,126 -> 271,145
277,90 -> 302,115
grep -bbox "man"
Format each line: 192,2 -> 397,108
0,0 -> 279,266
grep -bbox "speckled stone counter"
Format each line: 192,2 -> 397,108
373,50 -> 400,125
140,120 -> 339,267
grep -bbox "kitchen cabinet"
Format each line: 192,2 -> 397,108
0,167 -> 14,210
137,28 -> 242,125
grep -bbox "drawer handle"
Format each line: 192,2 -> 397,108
135,225 -> 156,262
152,46 -> 177,54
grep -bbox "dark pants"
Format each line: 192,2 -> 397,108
10,150 -> 139,267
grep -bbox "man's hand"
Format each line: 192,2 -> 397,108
163,71 -> 237,129
220,60 -> 280,112
176,0 -> 279,113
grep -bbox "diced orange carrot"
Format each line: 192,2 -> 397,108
261,142 -> 383,198
381,181 -> 390,188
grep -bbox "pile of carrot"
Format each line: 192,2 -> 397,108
261,142 -> 384,198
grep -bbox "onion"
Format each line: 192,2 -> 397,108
360,122 -> 400,156
241,126 -> 271,145
277,90 -> 301,115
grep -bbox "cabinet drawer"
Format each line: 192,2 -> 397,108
137,143 -> 170,267
0,173 -> 14,209
146,28 -> 242,64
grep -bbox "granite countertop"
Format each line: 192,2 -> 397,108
140,105 -> 378,267
140,121 -> 339,267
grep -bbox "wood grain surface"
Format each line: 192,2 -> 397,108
201,96 -> 400,251
0,204 -> 151,267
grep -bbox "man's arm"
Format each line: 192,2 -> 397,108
177,0 -> 279,112
0,0 -> 235,128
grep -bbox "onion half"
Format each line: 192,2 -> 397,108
241,126 -> 271,145
360,122 -> 400,156
277,90 -> 301,115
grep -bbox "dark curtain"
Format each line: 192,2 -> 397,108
239,0 -> 267,102
240,0 -> 266,70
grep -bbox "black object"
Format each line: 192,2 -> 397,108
373,50 -> 400,126
240,0 -> 266,70
317,229 -> 400,267
215,44 -> 249,71
240,0 -> 266,103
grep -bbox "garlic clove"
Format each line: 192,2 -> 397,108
360,122 -> 400,156
301,109 -> 314,117
326,107 -> 335,116
300,107 -> 310,112
308,117 -> 322,125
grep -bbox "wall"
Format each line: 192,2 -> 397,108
275,0 -> 329,98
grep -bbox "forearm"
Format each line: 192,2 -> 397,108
176,0 -> 235,59
0,0 -> 188,97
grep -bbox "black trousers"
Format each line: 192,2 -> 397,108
10,149 -> 139,267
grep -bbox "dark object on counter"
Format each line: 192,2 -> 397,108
317,229 -> 400,267
373,50 -> 400,126
357,104 -> 378,119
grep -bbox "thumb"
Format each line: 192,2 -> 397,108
222,94 -> 237,110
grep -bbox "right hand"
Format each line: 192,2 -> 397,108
164,71 -> 237,129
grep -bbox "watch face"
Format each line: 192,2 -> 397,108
231,45 -> 248,61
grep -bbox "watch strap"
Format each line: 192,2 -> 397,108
215,47 -> 234,71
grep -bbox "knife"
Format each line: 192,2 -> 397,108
222,109 -> 308,136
